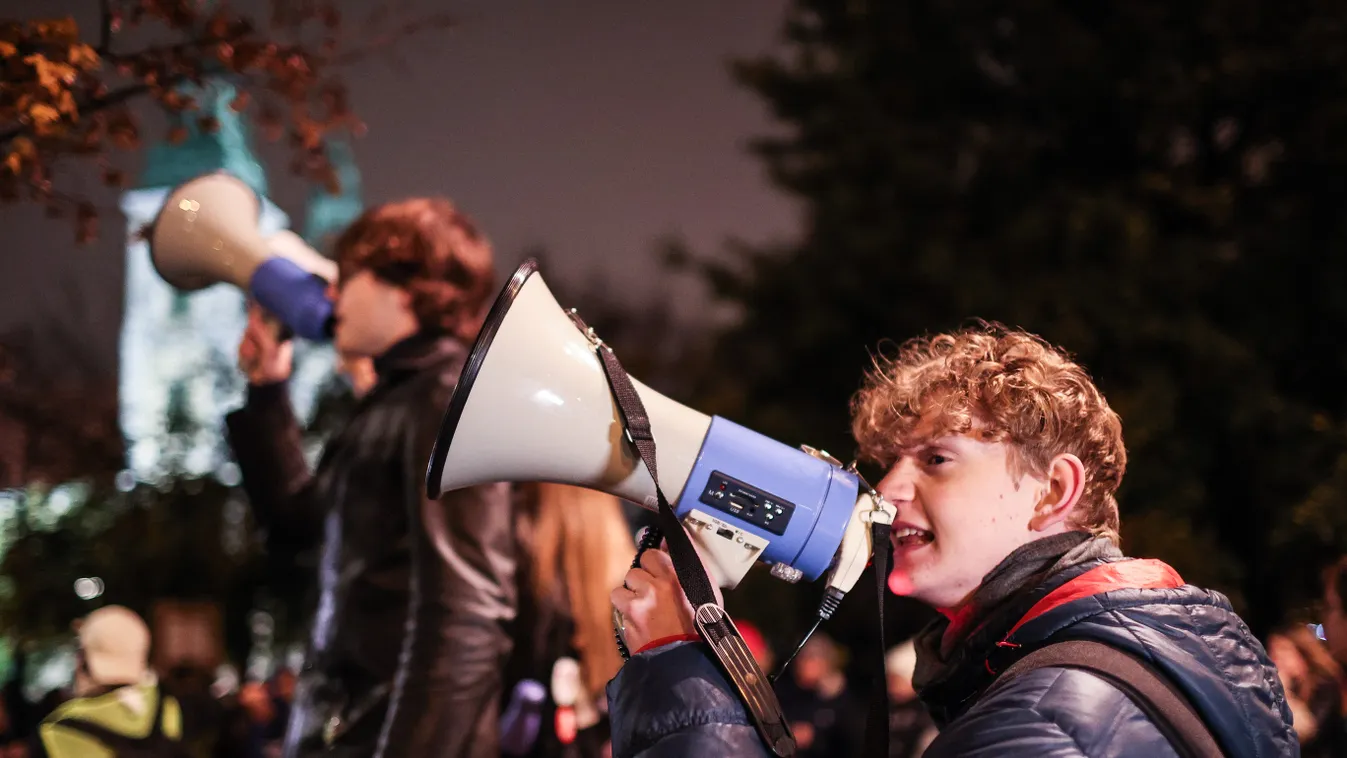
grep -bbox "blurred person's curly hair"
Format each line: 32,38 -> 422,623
335,197 -> 495,343
850,322 -> 1126,545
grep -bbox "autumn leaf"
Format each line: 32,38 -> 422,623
10,137 -> 36,159
67,44 -> 100,71
57,90 -> 78,117
24,55 -> 78,96
27,104 -> 62,131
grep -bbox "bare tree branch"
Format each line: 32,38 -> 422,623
97,0 -> 112,55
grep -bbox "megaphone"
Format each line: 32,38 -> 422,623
148,171 -> 337,341
426,260 -> 894,598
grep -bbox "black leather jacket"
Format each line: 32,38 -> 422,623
226,333 -> 516,758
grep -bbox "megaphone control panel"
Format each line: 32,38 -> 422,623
698,472 -> 795,536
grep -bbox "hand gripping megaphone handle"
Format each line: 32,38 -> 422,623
594,344 -> 797,758
614,525 -> 665,660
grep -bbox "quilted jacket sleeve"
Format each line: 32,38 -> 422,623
606,641 -> 772,758
925,667 -> 1183,758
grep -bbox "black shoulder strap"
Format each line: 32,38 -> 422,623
149,689 -> 167,737
54,691 -> 172,752
595,341 -> 796,757
984,640 -> 1224,758
52,715 -> 128,745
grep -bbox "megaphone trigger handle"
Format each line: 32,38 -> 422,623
615,525 -> 666,661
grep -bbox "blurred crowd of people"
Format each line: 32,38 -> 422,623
0,607 -> 294,757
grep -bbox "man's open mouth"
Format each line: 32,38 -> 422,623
893,527 -> 934,548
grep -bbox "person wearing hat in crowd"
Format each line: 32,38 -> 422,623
35,606 -> 185,757
884,641 -> 937,758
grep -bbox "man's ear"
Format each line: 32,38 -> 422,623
1029,453 -> 1086,532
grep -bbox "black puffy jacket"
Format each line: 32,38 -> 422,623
606,556 -> 1297,757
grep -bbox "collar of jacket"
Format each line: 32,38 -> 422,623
372,331 -> 465,387
915,546 -> 1184,725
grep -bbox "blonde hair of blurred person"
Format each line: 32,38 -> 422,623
519,483 -> 635,698
508,483 -> 635,758
39,606 -> 184,756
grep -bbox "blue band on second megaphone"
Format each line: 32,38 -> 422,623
674,416 -> 859,581
250,257 -> 334,341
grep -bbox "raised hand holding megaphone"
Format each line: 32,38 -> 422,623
426,259 -> 896,757
148,171 -> 337,341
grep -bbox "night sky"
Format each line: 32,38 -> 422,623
0,0 -> 797,374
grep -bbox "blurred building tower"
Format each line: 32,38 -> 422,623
118,80 -> 362,484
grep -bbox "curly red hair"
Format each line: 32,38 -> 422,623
335,197 -> 495,342
850,323 -> 1126,544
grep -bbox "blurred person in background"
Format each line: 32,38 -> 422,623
1321,557 -> 1347,669
884,641 -> 936,758
775,633 -> 861,758
503,483 -> 635,758
0,691 -> 22,754
162,663 -> 227,758
35,606 -> 185,757
1267,623 -> 1345,757
226,198 -> 516,758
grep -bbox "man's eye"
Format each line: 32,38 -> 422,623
927,454 -> 949,466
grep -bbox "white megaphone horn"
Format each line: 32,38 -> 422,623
426,260 -> 894,597
148,171 -> 337,341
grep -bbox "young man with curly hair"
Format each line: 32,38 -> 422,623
226,198 -> 516,758
607,324 -> 1297,757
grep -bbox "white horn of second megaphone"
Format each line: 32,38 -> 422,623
149,171 -> 266,291
148,172 -> 337,341
425,260 -> 712,509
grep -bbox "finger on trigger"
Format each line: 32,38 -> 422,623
624,567 -> 656,594
639,547 -> 675,578
610,586 -> 634,615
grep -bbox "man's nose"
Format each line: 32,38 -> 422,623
877,459 -> 917,503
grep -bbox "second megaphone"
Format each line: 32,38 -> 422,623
426,260 -> 894,599
148,171 -> 337,340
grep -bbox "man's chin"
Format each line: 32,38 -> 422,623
888,568 -> 917,597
